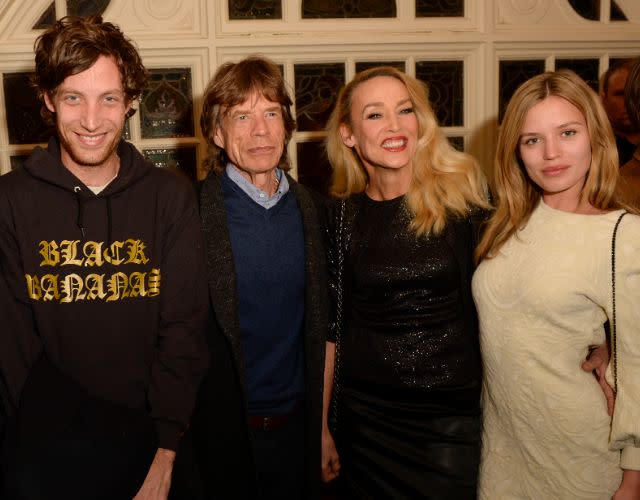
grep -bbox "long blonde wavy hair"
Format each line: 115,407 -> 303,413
326,66 -> 489,236
475,69 -> 624,263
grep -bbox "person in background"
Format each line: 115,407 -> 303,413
174,55 -> 327,499
600,58 -> 640,166
474,69 -> 640,499
619,57 -> 640,209
0,16 -> 209,500
321,66 -> 490,498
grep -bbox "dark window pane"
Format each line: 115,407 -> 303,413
302,0 -> 396,18
228,0 -> 282,19
416,0 -> 464,17
143,147 -> 197,182
67,0 -> 110,17
611,0 -> 628,20
448,136 -> 464,152
568,0 -> 599,21
11,154 -> 31,170
355,61 -> 405,73
416,60 -> 463,127
295,63 -> 345,132
4,72 -> 54,145
141,68 -> 194,139
499,60 -> 545,123
556,58 -> 599,91
33,3 -> 56,29
297,141 -> 332,197
122,119 -> 131,141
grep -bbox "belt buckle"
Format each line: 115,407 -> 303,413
262,416 -> 273,431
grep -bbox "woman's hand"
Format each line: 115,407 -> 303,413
321,426 -> 341,483
613,470 -> 640,499
582,342 -> 615,416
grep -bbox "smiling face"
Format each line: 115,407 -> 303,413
44,55 -> 130,178
340,76 -> 418,178
518,95 -> 592,209
214,92 -> 286,177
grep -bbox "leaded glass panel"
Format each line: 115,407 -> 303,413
297,141 -> 332,197
556,58 -> 599,91
416,0 -> 464,17
448,136 -> 464,152
33,3 -> 56,29
4,72 -> 53,145
611,1 -> 628,20
294,63 -> 345,132
143,147 -> 197,182
416,60 -> 463,127
67,0 -> 110,17
355,61 -> 405,73
10,155 -> 30,170
229,0 -> 282,20
141,68 -> 194,139
568,0 -> 598,21
302,0 -> 396,18
499,60 -> 545,122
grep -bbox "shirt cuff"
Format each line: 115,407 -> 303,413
154,419 -> 184,451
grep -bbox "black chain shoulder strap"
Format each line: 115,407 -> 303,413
330,199 -> 346,433
611,210 -> 628,393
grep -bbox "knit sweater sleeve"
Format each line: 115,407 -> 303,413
607,213 -> 640,470
147,177 -> 209,450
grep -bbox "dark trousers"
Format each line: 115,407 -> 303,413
248,410 -> 306,500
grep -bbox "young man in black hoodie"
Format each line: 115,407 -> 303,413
0,16 -> 209,499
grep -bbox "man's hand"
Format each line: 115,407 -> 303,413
133,448 -> 176,500
321,426 -> 341,483
582,343 -> 615,416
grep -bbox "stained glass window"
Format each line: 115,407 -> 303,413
33,1 -> 110,29
141,68 -> 194,139
296,141 -> 332,196
294,63 -> 345,132
3,72 -> 53,145
302,0 -> 396,18
416,0 -> 464,17
416,60 -> 463,127
143,148 -> 198,182
556,58 -> 599,91
499,60 -> 545,122
229,0 -> 282,20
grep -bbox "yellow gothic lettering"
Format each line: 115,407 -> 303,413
38,241 -> 60,267
106,272 -> 129,301
125,239 -> 150,265
25,274 -> 42,300
85,274 -> 107,300
104,241 -> 125,265
83,241 -> 104,267
147,268 -> 161,297
59,240 -> 84,266
128,272 -> 147,298
40,274 -> 61,302
60,273 -> 86,303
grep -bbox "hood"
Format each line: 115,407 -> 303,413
22,137 -> 151,197
22,137 -> 153,241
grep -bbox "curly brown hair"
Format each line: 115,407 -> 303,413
32,15 -> 149,124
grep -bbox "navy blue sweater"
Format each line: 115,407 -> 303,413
221,172 -> 306,415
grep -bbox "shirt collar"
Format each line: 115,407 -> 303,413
225,163 -> 289,209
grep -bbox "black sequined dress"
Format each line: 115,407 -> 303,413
329,193 -> 482,499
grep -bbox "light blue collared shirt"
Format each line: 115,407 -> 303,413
225,164 -> 289,209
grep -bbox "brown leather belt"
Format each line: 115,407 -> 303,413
248,402 -> 303,432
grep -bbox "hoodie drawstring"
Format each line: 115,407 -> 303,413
106,196 -> 113,250
74,186 -> 86,239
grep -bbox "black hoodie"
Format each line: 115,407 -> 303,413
0,138 -> 209,451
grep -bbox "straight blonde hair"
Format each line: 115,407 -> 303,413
476,69 -> 624,263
